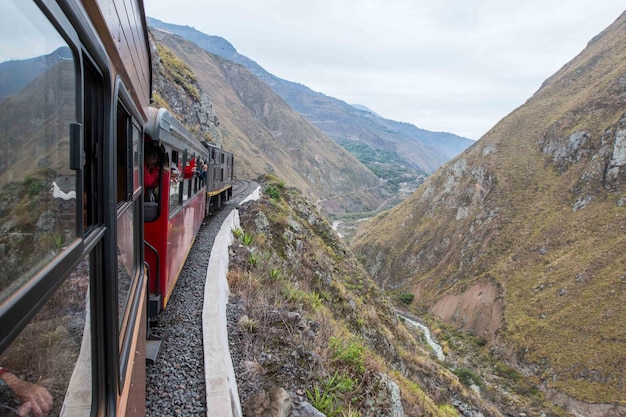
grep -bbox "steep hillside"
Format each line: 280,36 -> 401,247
147,18 -> 473,185
228,177 -> 509,417
151,29 -> 393,215
352,11 -> 626,413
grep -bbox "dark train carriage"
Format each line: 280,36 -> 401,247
205,144 -> 234,213
0,1 -> 150,416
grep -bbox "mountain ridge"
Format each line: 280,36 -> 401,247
147,17 -> 473,179
351,11 -> 626,411
151,28 -> 394,215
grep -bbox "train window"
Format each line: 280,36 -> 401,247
0,0 -> 92,415
132,126 -> 141,194
83,59 -> 104,232
144,142 -> 161,205
182,177 -> 189,202
116,105 -> 131,204
169,151 -> 181,211
0,258 -> 91,416
116,209 -> 136,329
0,0 -> 78,303
114,102 -> 143,380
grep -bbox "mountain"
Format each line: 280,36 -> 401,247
0,46 -> 72,101
352,12 -> 626,413
147,17 -> 473,186
151,29 -> 393,215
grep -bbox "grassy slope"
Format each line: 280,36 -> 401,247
352,13 -> 626,405
230,177 -> 506,417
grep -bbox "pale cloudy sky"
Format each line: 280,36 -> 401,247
145,1 -> 624,140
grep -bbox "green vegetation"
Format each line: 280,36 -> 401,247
337,139 -> 426,190
241,232 -> 255,246
306,386 -> 338,416
329,336 -> 365,373
247,252 -> 258,267
453,367 -> 481,388
25,176 -> 45,197
231,227 -> 243,240
306,371 -> 359,417
265,185 -> 281,201
398,292 -> 415,305
157,44 -> 200,101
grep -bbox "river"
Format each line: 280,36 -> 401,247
399,314 -> 445,361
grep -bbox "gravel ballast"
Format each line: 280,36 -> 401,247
146,181 -> 257,416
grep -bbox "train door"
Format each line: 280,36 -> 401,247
0,1 -> 107,416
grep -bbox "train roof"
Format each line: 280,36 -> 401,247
145,107 -> 209,158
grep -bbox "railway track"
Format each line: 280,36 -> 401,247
146,180 -> 257,416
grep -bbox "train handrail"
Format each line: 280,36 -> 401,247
143,240 -> 160,296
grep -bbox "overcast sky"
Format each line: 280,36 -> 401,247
145,1 -> 624,140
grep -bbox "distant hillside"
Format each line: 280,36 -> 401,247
0,46 -> 72,101
352,12 -> 626,413
147,17 -> 473,188
151,29 -> 393,215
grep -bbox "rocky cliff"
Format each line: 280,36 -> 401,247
352,11 -> 626,412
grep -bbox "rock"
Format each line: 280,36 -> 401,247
290,401 -> 326,417
243,386 -> 292,417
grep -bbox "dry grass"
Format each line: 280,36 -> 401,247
227,184 -> 509,416
351,14 -> 626,407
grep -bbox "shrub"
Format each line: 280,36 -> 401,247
265,185 -> 281,201
399,292 -> 415,305
453,367 -> 481,388
241,232 -> 255,246
25,176 -> 45,196
248,253 -> 259,267
306,386 -> 338,416
329,336 -> 365,373
321,371 -> 355,394
231,228 -> 243,239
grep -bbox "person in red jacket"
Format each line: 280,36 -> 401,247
144,148 -> 160,201
145,151 -> 159,188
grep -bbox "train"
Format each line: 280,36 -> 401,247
0,1 -> 233,416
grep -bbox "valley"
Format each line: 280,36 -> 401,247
142,10 -> 626,416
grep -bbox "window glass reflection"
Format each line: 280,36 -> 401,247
169,153 -> 181,212
0,259 -> 91,416
0,0 -> 78,303
132,126 -> 141,193
117,209 -> 135,328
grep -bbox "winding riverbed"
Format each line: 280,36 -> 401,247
400,315 -> 445,361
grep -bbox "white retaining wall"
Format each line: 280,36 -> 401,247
202,186 -> 260,417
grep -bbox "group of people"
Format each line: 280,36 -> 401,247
195,159 -> 208,180
144,148 -> 209,202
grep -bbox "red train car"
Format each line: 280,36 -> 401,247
143,107 -> 212,316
